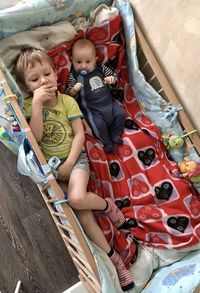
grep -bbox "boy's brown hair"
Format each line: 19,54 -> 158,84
14,46 -> 53,90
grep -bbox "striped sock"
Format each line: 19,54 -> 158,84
103,198 -> 125,228
109,249 -> 134,291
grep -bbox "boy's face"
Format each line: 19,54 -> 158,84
24,60 -> 57,93
72,46 -> 97,73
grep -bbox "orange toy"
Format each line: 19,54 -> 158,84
178,158 -> 200,183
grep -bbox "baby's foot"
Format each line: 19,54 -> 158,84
104,144 -> 114,153
111,135 -> 123,145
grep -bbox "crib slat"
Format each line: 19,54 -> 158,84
147,73 -> 156,83
79,274 -> 101,293
52,211 -> 68,219
72,255 -> 100,287
140,60 -> 149,72
68,245 -> 93,271
57,222 -> 74,234
157,88 -> 164,94
72,257 -> 100,290
63,234 -> 82,251
77,267 -> 101,293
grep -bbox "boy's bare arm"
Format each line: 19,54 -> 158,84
30,99 -> 43,141
57,118 -> 85,181
30,85 -> 57,141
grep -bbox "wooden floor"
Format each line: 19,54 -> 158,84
0,143 -> 78,292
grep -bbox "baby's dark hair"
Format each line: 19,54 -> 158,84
72,38 -> 96,56
14,46 -> 53,88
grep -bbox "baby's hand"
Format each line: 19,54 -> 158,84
33,85 -> 57,105
104,75 -> 117,85
73,82 -> 83,93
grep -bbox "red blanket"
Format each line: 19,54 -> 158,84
48,14 -> 200,268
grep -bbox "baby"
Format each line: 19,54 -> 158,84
66,38 -> 126,153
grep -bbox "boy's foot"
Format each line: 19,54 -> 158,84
103,198 -> 126,228
109,249 -> 134,291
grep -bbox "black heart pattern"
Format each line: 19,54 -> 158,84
138,148 -> 155,166
112,33 -> 121,43
141,128 -> 151,136
126,218 -> 138,228
167,216 -> 189,233
155,181 -> 173,200
120,218 -> 138,230
166,151 -> 174,161
109,162 -> 120,177
125,118 -> 139,130
116,198 -> 131,209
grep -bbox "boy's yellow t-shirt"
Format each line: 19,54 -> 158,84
24,91 -> 84,160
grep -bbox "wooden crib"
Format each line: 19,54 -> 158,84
1,6 -> 200,293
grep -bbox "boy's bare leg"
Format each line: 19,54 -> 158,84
59,168 -> 126,228
75,209 -> 111,253
67,168 -> 107,210
59,169 -> 135,291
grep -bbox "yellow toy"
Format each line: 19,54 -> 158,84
162,130 -> 197,149
178,158 -> 200,183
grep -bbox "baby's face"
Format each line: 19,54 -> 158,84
72,46 -> 97,73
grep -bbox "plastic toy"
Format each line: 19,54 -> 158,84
162,130 -> 197,149
178,158 -> 200,183
0,126 -> 10,141
12,121 -> 20,132
48,156 -> 61,178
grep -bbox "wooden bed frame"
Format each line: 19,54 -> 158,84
0,8 -> 200,293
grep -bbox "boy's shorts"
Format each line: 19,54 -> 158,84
59,152 -> 90,174
53,152 -> 90,180
72,152 -> 90,174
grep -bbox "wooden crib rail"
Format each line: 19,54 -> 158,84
134,20 -> 200,155
0,69 -> 101,293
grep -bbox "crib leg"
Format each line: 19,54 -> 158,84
14,280 -> 24,293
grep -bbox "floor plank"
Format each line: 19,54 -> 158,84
0,144 -> 78,292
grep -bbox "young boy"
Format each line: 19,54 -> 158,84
66,38 -> 126,153
14,46 -> 135,291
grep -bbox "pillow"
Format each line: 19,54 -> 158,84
0,20 -> 77,70
142,250 -> 200,293
0,0 -> 111,40
0,0 -> 20,10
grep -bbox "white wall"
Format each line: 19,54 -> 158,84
130,0 -> 200,131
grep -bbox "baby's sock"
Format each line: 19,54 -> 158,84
103,198 -> 125,228
108,248 -> 134,291
104,144 -> 114,153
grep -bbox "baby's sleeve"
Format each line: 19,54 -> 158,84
66,71 -> 76,93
